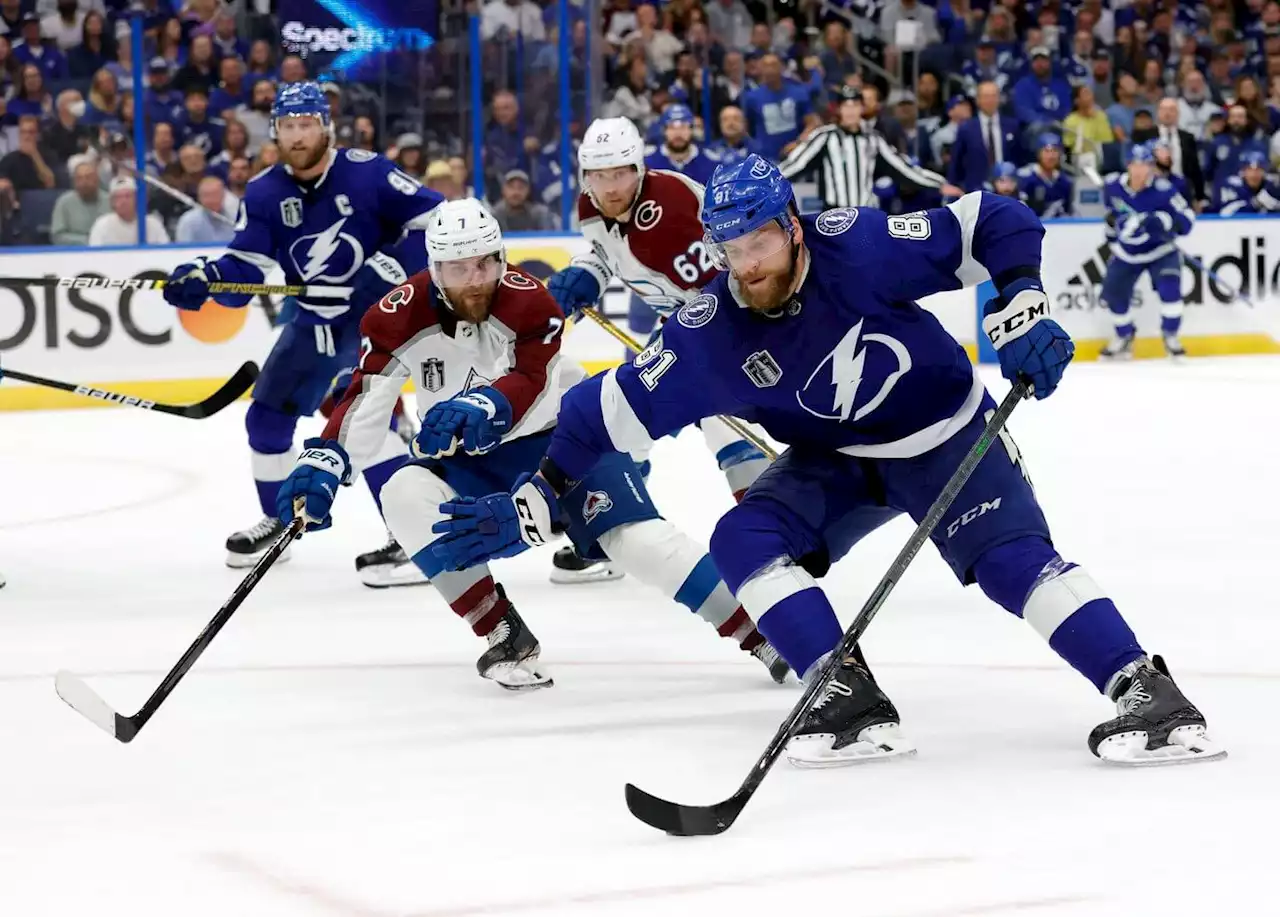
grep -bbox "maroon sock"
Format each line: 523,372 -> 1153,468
718,607 -> 765,651
450,576 -> 509,637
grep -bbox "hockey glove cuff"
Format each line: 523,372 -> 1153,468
277,438 -> 352,533
547,266 -> 602,319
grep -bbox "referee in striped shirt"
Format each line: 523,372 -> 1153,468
780,85 -> 963,208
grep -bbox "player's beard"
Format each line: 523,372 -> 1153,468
447,282 -> 497,323
736,253 -> 798,312
667,137 -> 691,154
284,137 -> 329,173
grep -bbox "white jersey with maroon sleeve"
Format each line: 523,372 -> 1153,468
571,169 -> 719,316
323,266 -> 582,473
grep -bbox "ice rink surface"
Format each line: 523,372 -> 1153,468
1,359 -> 1277,917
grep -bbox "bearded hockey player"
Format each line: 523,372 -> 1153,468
434,155 -> 1224,767
1017,134 -> 1073,218
544,116 -> 771,584
644,104 -> 717,186
276,199 -> 789,688
162,82 -> 443,583
1209,150 -> 1280,215
1099,143 -> 1195,360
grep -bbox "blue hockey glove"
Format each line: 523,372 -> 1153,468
164,259 -> 218,311
547,266 -> 602,320
982,278 -> 1075,400
351,251 -> 408,311
276,438 -> 352,533
413,386 -> 513,459
430,473 -> 558,570
1141,211 -> 1174,239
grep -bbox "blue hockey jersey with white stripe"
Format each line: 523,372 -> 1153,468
644,144 -> 718,187
546,192 -> 1046,480
1102,174 -> 1194,265
1211,174 -> 1280,215
1017,165 -> 1073,218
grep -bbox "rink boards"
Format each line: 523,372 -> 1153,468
1,216 -> 1278,411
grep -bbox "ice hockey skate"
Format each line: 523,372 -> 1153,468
1099,332 -> 1135,360
225,516 -> 293,568
355,532 -> 429,588
1163,334 -> 1187,361
786,650 -> 915,767
1089,655 -> 1226,765
549,545 -> 624,584
750,640 -> 791,684
477,593 -> 553,691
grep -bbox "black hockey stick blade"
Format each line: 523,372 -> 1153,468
2,362 -> 258,418
54,517 -> 302,743
177,361 -> 260,418
624,381 -> 1031,836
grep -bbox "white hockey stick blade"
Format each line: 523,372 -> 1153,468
55,670 -> 126,739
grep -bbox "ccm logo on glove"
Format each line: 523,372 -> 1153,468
983,290 -> 1049,347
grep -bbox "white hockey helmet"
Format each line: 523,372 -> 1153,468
425,199 -> 507,310
578,117 -> 646,210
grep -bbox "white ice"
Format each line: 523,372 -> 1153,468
1,360 -> 1277,917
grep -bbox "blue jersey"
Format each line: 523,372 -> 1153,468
644,145 -> 717,186
547,192 -> 1045,479
1211,174 -> 1280,215
211,148 -> 443,323
1017,166 -> 1073,218
705,135 -> 764,167
961,61 -> 1011,98
179,114 -> 226,158
742,81 -> 813,161
1102,174 -> 1195,264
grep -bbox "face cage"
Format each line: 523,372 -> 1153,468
430,249 -> 508,314
704,215 -> 793,272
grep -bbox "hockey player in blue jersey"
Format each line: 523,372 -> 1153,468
161,82 -> 444,580
644,104 -> 718,187
433,155 -> 1223,768
1150,139 -> 1192,201
988,161 -> 1022,199
1017,134 -> 1073,218
1099,143 -> 1196,360
1209,150 -> 1280,216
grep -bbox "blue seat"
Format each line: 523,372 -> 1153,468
18,188 -> 65,244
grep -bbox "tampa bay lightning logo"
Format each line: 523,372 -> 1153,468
287,217 -> 366,282
815,208 -> 859,236
677,293 -> 717,329
796,320 -> 912,422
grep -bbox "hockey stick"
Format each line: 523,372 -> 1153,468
3,275 -> 351,298
625,379 -> 1031,836
55,515 -> 304,743
579,308 -> 779,461
2,361 -> 259,418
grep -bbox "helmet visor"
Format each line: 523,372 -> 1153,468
434,252 -> 504,289
708,219 -> 792,272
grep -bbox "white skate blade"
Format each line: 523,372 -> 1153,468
225,545 -> 291,569
484,660 -> 554,692
786,722 -> 917,769
1096,724 -> 1227,767
359,561 -> 430,589
549,561 -> 624,585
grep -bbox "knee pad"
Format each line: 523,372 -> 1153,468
380,465 -> 458,558
246,401 -> 299,455
972,536 -> 1061,616
710,502 -> 798,596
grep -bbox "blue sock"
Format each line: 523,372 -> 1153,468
756,589 -> 842,678
363,455 -> 408,516
1160,315 -> 1182,336
1047,598 -> 1144,693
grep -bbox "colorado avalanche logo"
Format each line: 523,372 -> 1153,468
501,271 -> 538,290
287,217 -> 366,283
583,489 -> 613,523
633,200 -> 663,231
677,293 -> 717,329
816,208 -> 859,236
796,320 -> 912,422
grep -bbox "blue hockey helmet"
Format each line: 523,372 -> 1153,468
661,103 -> 695,127
1037,132 -> 1062,150
270,81 -> 333,141
1127,142 -> 1156,165
1240,149 -> 1268,171
991,161 -> 1018,181
701,153 -> 796,268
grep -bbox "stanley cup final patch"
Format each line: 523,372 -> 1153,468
742,350 -> 783,388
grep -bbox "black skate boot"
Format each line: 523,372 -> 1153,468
1163,333 -> 1187,361
355,532 -> 429,589
549,545 -> 623,585
1099,332 -> 1135,360
786,648 -> 914,767
750,640 -> 791,684
226,516 -> 292,569
1089,655 -> 1226,765
477,589 -> 553,691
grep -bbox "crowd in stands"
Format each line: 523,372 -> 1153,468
5,0 -> 1280,249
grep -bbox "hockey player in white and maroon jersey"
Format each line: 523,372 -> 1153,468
276,199 -> 789,688
545,117 -> 771,584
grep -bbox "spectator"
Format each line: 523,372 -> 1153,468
393,133 -> 425,178
915,71 -> 944,135
8,64 -> 51,122
1089,48 -> 1116,108
666,49 -> 709,123
173,33 -> 217,96
209,56 -> 247,119
1105,72 -> 1145,141
1112,25 -> 1147,83
104,22 -> 132,86
480,0 -> 546,42
320,81 -> 356,147
424,159 -> 459,200
67,11 -> 115,80
207,119 -> 248,181
1178,70 -> 1223,141
175,174 -> 235,243
224,155 -> 250,200
50,159 -> 108,245
0,0 -> 19,35
1233,75 -> 1278,134
12,14 -> 67,81
747,22 -> 772,57
603,0 -> 637,50
1153,96 -> 1206,203
161,142 -> 208,211
246,39 -> 275,81
153,17 -> 183,71
210,11 -> 246,62
83,67 -> 119,126
234,79 -> 275,155
88,175 -> 169,245
351,114 -> 377,153
605,53 -> 653,127
881,0 -> 941,77
706,104 -> 761,163
711,49 -> 752,113
146,121 -> 178,176
963,39 -> 1011,99
45,87 -> 89,163
179,87 -> 224,158
861,84 -> 906,152
1137,59 -> 1166,108
0,115 -> 56,190
742,52 -> 819,161
707,0 -> 753,53
278,54 -> 307,85
40,0 -> 83,53
483,90 -> 531,194
490,168 -> 556,231
1012,46 -> 1071,135
448,155 -> 470,196
251,140 -> 278,175
144,57 -> 183,125
929,95 -> 972,171
1061,84 -> 1114,161
627,3 -> 682,76
1206,52 -> 1234,103
1062,30 -> 1094,87
1208,102 -> 1270,185
948,80 -> 1021,192
818,21 -> 858,92
0,36 -> 15,100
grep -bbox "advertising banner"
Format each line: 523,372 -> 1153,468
278,0 -> 438,81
